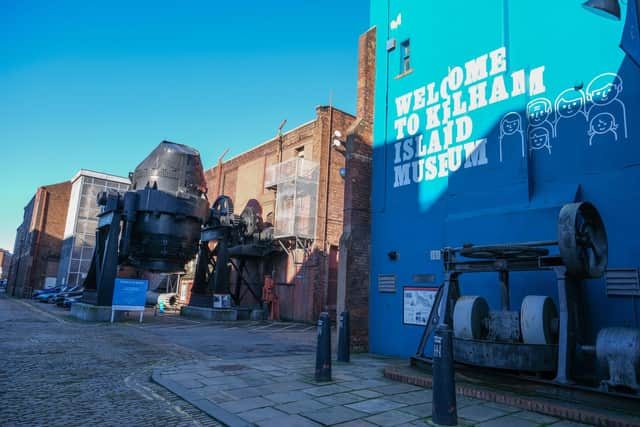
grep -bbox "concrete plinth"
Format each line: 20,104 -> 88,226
235,307 -> 251,321
250,309 -> 267,321
71,303 -> 124,322
181,306 -> 238,321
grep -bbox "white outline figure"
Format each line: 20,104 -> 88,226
588,112 -> 619,146
526,98 -> 554,155
498,111 -> 525,162
528,126 -> 552,155
586,72 -> 628,139
553,87 -> 587,138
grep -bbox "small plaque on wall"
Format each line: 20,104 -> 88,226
403,286 -> 438,326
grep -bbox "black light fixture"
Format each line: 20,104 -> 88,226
582,0 -> 621,20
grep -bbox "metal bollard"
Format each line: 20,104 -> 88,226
337,311 -> 350,362
432,324 -> 457,425
315,312 -> 332,381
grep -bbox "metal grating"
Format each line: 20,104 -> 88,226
605,268 -> 640,296
378,274 -> 397,293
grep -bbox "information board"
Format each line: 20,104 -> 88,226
112,278 -> 148,322
403,287 -> 438,326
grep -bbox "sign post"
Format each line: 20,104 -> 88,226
111,278 -> 148,323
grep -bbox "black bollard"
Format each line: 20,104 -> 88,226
337,311 -> 350,362
315,312 -> 332,381
432,324 -> 457,425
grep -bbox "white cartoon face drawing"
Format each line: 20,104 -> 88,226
527,99 -> 552,125
587,73 -> 623,106
589,112 -> 618,135
501,112 -> 522,135
529,127 -> 550,151
555,89 -> 586,119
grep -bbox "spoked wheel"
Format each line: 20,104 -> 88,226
460,244 -> 549,260
557,202 -> 608,278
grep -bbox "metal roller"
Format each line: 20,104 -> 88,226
557,202 -> 608,278
520,295 -> 558,345
453,296 -> 489,340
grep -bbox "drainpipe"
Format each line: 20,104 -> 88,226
215,148 -> 229,198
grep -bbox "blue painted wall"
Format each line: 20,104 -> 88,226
370,1 -> 640,356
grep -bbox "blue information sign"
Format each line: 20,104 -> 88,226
112,278 -> 148,310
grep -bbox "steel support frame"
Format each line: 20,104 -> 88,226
413,248 -> 578,385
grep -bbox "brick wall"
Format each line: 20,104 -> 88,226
7,181 -> 71,296
0,250 -> 11,280
337,27 -> 376,351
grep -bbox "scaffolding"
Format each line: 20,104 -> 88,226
265,158 -> 319,260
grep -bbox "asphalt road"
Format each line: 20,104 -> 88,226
0,293 -> 318,426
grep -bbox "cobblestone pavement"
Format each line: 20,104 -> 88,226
0,294 -> 222,427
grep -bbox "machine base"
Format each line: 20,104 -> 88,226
453,338 -> 557,372
71,303 -> 125,322
181,306 -> 238,321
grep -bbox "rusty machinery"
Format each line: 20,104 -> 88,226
189,195 -> 279,309
414,202 -> 640,396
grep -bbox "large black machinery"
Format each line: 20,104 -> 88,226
414,202 -> 640,396
82,141 -> 277,310
83,141 -> 209,306
189,195 -> 277,308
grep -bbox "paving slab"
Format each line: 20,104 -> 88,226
375,383 -> 424,395
457,404 -> 510,422
513,410 -> 558,424
264,390 -> 310,404
387,390 -> 433,405
364,409 -> 420,426
237,407 -> 287,423
302,406 -> 369,425
275,398 -> 329,414
316,392 -> 366,406
334,419 -> 378,427
303,383 -> 352,397
256,414 -> 322,427
397,402 -> 433,417
351,389 -> 384,399
476,413 -> 539,427
346,397 -> 408,414
218,396 -> 273,413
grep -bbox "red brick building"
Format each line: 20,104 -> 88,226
204,106 -> 356,322
7,181 -> 71,297
0,249 -> 12,281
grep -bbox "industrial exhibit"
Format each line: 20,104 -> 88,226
369,0 -> 640,400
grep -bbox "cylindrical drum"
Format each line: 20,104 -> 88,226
453,296 -> 489,340
520,295 -> 558,345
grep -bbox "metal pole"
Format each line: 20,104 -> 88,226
315,312 -> 332,381
337,311 -> 350,362
432,324 -> 457,425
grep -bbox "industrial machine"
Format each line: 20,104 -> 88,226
82,141 -> 279,312
414,202 -> 640,396
82,141 -> 209,306
189,195 -> 278,309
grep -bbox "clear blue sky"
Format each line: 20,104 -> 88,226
0,0 -> 371,251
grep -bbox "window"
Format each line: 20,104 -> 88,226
400,39 -> 411,74
295,146 -> 305,158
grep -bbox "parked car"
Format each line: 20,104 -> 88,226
55,287 -> 83,306
62,295 -> 82,309
34,290 -> 61,303
32,287 -> 61,298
